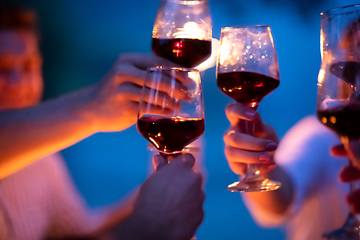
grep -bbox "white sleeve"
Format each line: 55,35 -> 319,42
242,115 -> 341,227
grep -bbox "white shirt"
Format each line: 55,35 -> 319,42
0,153 -> 109,240
243,115 -> 350,240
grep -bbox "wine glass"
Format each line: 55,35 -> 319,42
317,4 -> 360,240
137,67 -> 204,240
216,25 -> 281,192
151,0 -> 212,68
137,67 -> 204,161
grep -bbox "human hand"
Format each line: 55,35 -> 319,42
331,141 -> 360,213
223,103 -> 278,175
83,53 -> 189,132
128,153 -> 204,240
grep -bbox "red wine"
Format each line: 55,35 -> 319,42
318,103 -> 360,139
217,71 -> 280,106
330,61 -> 360,86
137,116 -> 204,154
152,38 -> 211,68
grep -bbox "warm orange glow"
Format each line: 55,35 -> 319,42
174,22 -> 207,39
330,116 -> 336,124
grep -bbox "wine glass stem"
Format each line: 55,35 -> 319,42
238,118 -> 262,180
239,118 -> 255,135
246,163 -> 261,178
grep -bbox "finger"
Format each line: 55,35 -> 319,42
224,129 -> 277,151
346,140 -> 360,168
224,145 -> 271,164
177,153 -> 196,168
112,64 -> 190,101
118,82 -> 179,110
347,190 -> 360,205
162,69 -> 196,85
339,165 -> 360,182
136,101 -> 174,116
330,144 -> 347,157
143,69 -> 191,100
262,162 -> 277,172
254,120 -> 276,140
152,154 -> 168,170
227,161 -> 276,175
350,203 -> 360,214
227,161 -> 247,175
225,103 -> 257,125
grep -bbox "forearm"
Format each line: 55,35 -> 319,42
243,165 -> 294,215
0,86 -> 97,178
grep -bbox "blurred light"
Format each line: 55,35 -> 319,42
320,29 -> 324,60
318,68 -> 325,85
174,22 -> 206,39
180,1 -> 201,5
330,116 -> 336,124
148,137 -> 159,149
322,117 -> 327,124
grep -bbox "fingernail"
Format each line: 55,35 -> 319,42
245,110 -> 256,118
266,142 -> 277,151
259,153 -> 270,161
265,162 -> 276,170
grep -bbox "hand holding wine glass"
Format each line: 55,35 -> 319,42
217,25 -> 281,192
223,103 -> 278,176
125,153 -> 204,240
317,49 -> 360,240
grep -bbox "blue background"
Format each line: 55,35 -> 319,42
14,0 -> 360,239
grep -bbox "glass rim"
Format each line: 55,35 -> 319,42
221,24 -> 270,31
321,4 -> 360,16
147,66 -> 199,72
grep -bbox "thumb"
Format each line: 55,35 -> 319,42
346,140 -> 360,169
178,153 -> 196,168
152,154 -> 168,170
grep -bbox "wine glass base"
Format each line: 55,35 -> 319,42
227,178 -> 281,192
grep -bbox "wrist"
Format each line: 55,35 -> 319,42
105,213 -> 146,240
71,85 -> 102,134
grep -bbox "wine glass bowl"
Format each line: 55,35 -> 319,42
217,25 -> 281,192
137,67 -> 205,160
318,50 -> 360,141
217,25 -> 280,108
317,4 -> 360,240
151,0 -> 212,68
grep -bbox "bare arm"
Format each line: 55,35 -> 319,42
0,87 -> 97,178
0,53 -> 177,179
